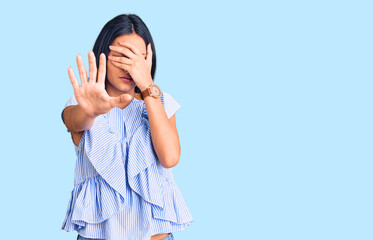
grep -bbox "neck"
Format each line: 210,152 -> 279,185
105,82 -> 137,109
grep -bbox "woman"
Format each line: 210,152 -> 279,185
60,14 -> 193,240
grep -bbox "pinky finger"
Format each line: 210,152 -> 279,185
68,66 -> 80,91
111,60 -> 129,71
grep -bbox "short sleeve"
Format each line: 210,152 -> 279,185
64,94 -> 78,109
61,94 -> 78,132
161,92 -> 181,119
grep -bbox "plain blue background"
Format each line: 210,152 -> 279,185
0,0 -> 372,239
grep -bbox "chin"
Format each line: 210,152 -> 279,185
107,79 -> 135,93
117,85 -> 135,92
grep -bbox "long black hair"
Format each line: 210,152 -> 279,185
92,14 -> 156,94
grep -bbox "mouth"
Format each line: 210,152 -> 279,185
120,76 -> 134,82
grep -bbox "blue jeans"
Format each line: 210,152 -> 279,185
77,233 -> 174,240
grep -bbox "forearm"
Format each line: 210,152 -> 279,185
63,104 -> 96,132
144,96 -> 181,168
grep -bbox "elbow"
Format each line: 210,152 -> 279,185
160,144 -> 181,169
162,154 -> 180,169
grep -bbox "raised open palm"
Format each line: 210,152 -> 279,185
68,51 -> 127,118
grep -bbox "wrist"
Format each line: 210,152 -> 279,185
138,79 -> 154,92
77,104 -> 98,119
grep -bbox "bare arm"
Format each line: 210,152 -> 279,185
139,82 -> 181,169
62,104 -> 96,132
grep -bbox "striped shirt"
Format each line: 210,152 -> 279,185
60,91 -> 193,240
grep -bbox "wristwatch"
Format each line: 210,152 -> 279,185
141,83 -> 162,99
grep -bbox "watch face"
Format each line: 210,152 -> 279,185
151,84 -> 162,97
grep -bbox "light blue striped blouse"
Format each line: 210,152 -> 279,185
60,91 -> 193,240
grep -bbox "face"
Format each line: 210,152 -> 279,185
106,33 -> 147,96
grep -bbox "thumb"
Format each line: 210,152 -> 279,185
110,94 -> 126,106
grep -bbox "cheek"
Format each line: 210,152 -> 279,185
107,59 -> 121,69
106,62 -> 116,74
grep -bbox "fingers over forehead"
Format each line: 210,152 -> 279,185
118,41 -> 142,55
109,45 -> 136,58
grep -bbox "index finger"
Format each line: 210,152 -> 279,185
118,41 -> 142,56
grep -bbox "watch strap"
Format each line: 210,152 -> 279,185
141,87 -> 151,99
141,83 -> 161,99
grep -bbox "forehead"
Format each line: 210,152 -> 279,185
110,33 -> 147,53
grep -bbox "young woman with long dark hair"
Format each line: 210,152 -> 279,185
60,14 -> 193,240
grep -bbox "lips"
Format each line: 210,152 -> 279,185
120,76 -> 133,81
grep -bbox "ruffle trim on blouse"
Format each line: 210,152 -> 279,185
150,178 -> 194,224
127,107 -> 194,224
61,114 -> 128,231
83,114 -> 127,199
60,174 -> 125,231
62,102 -> 192,231
127,114 -> 166,209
